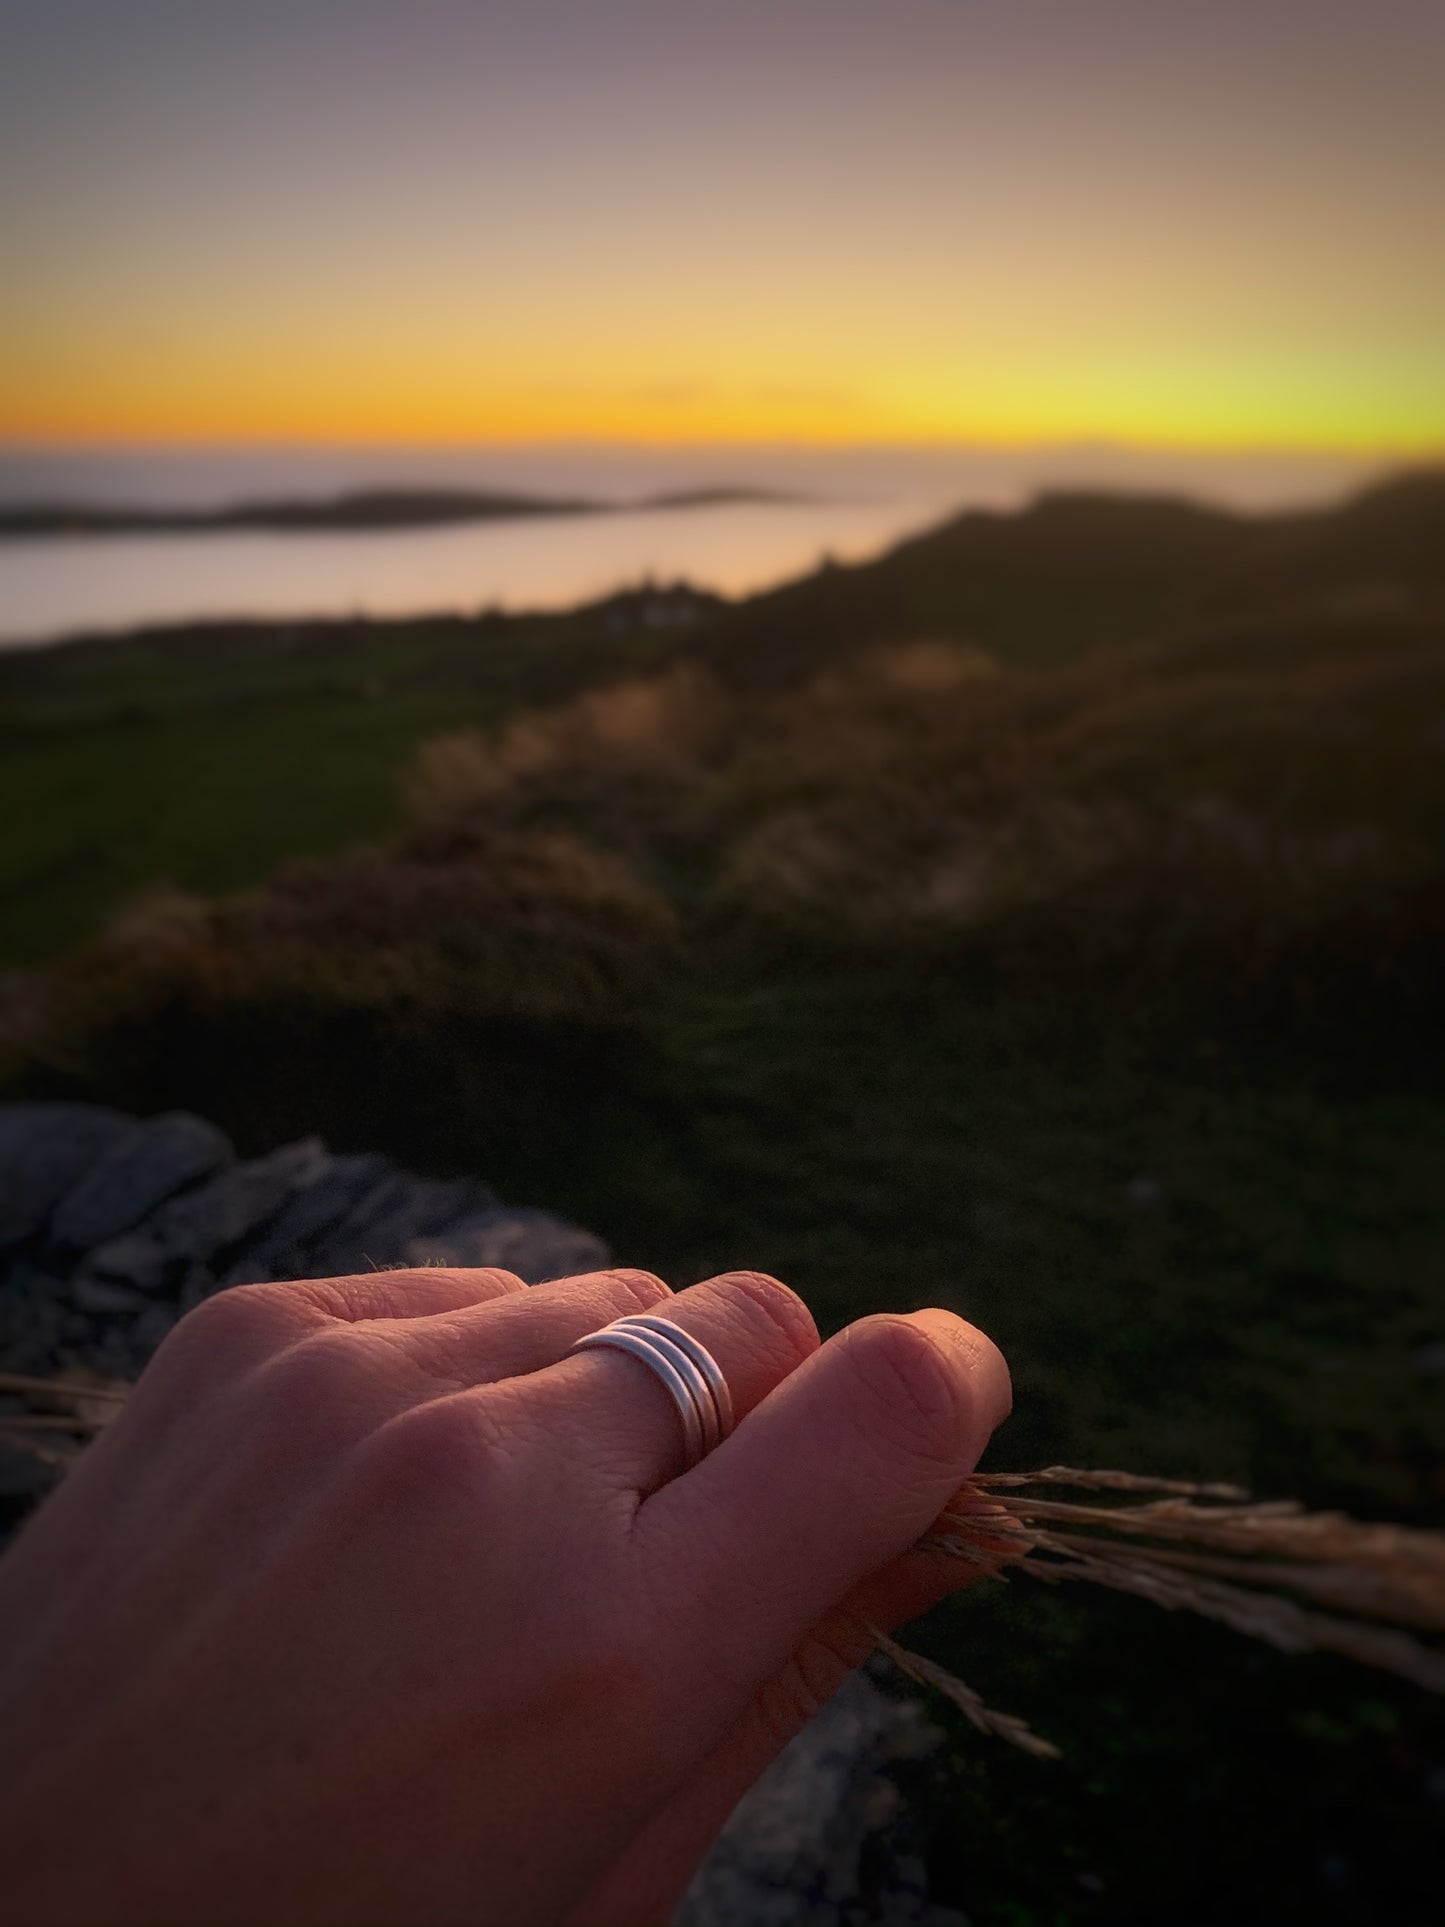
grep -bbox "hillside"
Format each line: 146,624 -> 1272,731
2,474 -> 1441,968
696,469 -> 1445,681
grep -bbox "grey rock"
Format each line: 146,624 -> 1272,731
298,1173 -> 413,1276
313,1176 -> 492,1277
303,1173 -> 458,1278
94,1324 -> 152,1379
131,1304 -> 180,1360
0,1103 -> 136,1249
3,1107 -> 614,1478
0,1434 -> 71,1509
79,1138 -> 328,1297
0,1262 -> 69,1374
678,1669 -> 959,1927
70,1277 -> 149,1316
174,1271 -> 208,1318
405,1208 -> 609,1283
51,1113 -> 234,1250
221,1153 -> 393,1283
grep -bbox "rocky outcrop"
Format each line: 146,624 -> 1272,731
679,1667 -> 963,1927
0,1103 -> 135,1248
0,1102 -> 609,1387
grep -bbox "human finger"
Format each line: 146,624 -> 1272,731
390,1269 -> 673,1385
135,1265 -> 529,1393
521,1271 -> 819,1492
286,1265 -> 528,1322
639,1309 -> 1010,1708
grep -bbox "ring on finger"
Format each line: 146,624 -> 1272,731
570,1314 -> 734,1467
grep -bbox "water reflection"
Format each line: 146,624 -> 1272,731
0,497 -> 954,648
0,439 -> 1381,649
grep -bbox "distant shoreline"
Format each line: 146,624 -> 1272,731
0,485 -> 802,541
5,469 -> 1435,655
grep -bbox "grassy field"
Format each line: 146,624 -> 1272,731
0,598 -> 698,966
2,478 -> 1443,1922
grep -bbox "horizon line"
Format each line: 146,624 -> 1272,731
2,432 -> 1441,464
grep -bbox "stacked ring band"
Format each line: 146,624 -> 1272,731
570,1313 -> 736,1469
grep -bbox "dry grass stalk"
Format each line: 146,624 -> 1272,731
0,1412 -> 110,1435
867,1625 -> 1061,1760
883,1466 -> 1445,1754
971,1465 -> 1251,1499
0,1369 -> 131,1451
0,1371 -> 128,1403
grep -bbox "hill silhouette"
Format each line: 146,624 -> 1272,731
698,468 -> 1445,681
0,484 -> 800,540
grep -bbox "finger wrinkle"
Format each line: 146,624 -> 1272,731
600,1268 -> 673,1309
838,1315 -> 971,1464
705,1271 -> 819,1365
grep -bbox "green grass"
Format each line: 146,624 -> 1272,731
0,609 -> 684,964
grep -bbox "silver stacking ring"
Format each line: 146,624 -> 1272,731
570,1313 -> 735,1470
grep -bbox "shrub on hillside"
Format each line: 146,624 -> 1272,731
0,829 -> 675,1087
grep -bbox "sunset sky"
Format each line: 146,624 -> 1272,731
3,0 -> 1441,452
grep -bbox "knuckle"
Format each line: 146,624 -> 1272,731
351,1394 -> 503,1519
387,1265 -> 522,1294
160,1281 -> 309,1367
710,1270 -> 819,1364
287,1271 -> 387,1318
839,1315 -> 969,1467
298,1267 -> 520,1317
465,1267 -> 528,1297
249,1326 -> 395,1427
603,1268 -> 672,1309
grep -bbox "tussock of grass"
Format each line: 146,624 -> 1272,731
405,662 -> 735,818
0,827 -> 675,1084
389,597 -> 1445,1027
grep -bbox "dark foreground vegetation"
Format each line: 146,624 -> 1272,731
2,476 -> 1443,1923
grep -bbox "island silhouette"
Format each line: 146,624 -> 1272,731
0,485 -> 802,540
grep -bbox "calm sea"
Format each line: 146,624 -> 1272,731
0,443 -> 1378,649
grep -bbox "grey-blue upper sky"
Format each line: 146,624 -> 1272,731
4,0 -> 1442,445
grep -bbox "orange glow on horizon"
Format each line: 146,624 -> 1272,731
5,3 -> 1441,462
4,358 -> 1440,460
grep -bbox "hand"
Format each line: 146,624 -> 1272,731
0,1264 -> 1010,1926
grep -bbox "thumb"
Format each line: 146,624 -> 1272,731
637,1307 -> 1011,1705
